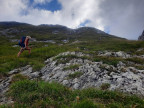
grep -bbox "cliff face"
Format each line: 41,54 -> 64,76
138,30 -> 144,40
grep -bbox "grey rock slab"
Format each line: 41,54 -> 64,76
30,71 -> 39,78
21,67 -> 33,76
62,80 -> 69,85
73,83 -> 79,89
9,69 -> 19,75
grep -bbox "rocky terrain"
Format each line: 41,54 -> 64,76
138,30 -> 144,40
0,22 -> 106,36
1,51 -> 144,104
0,22 -> 125,42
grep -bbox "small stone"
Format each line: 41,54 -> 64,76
73,78 -> 79,83
21,67 -> 33,76
30,72 -> 39,78
73,83 -> 79,89
9,69 -> 19,75
62,80 -> 69,85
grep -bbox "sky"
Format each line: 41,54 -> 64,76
0,0 -> 144,40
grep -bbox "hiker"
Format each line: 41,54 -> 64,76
17,36 -> 31,57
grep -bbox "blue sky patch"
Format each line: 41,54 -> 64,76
79,20 -> 91,27
29,0 -> 62,12
104,26 -> 110,34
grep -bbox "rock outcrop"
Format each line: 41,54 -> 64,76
0,65 -> 39,104
98,51 -> 131,58
41,52 -> 144,95
138,30 -> 144,40
1,51 -> 144,104
98,50 -> 144,59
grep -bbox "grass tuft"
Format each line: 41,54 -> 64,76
6,80 -> 144,107
68,72 -> 83,79
63,64 -> 81,71
100,83 -> 110,90
11,74 -> 28,83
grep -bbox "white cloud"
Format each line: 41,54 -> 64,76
0,0 -> 143,39
99,0 -> 144,39
0,0 -> 27,20
0,0 -> 104,29
58,0 -> 104,29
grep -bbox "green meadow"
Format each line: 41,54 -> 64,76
1,78 -> 144,108
1,36 -> 144,107
1,36 -> 144,77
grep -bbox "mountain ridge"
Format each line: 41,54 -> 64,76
0,21 -> 126,41
0,22 -> 144,107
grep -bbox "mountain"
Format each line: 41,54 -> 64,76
0,21 -> 31,27
0,21 -> 125,41
138,30 -> 144,40
1,22 -> 144,107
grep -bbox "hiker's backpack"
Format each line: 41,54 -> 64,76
18,36 -> 26,46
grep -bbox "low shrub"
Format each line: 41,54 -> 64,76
8,80 -> 73,107
6,80 -> 144,107
63,64 -> 80,71
106,103 -> 123,108
79,88 -> 144,106
72,99 -> 98,108
54,54 -> 90,65
11,74 -> 28,83
93,56 -> 123,67
126,57 -> 144,64
100,83 -> 110,90
68,72 -> 83,79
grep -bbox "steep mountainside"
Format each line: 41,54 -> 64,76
138,30 -> 144,40
1,22 -> 144,107
0,21 -> 125,41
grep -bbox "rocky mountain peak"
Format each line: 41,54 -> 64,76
138,30 -> 144,40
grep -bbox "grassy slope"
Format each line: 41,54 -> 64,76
1,78 -> 144,108
0,36 -> 76,77
1,35 -> 144,107
1,36 -> 144,77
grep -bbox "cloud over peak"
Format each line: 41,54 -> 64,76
0,0 -> 144,39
